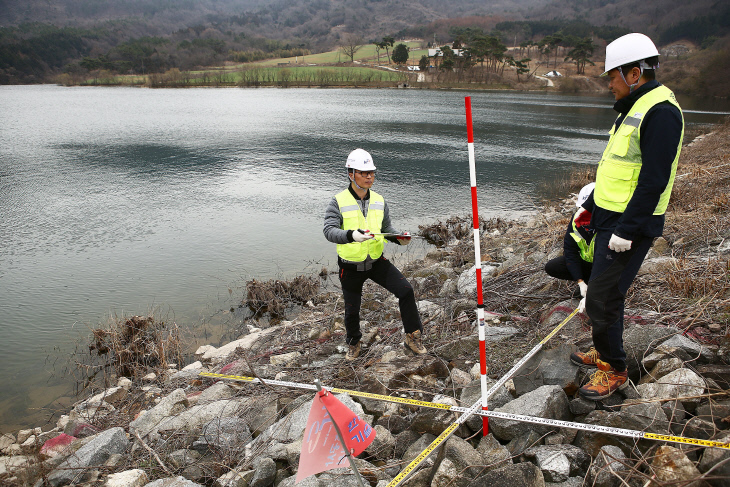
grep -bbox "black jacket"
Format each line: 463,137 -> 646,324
583,80 -> 683,240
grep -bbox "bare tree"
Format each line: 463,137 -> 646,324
340,34 -> 364,63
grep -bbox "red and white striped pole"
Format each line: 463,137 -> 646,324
465,96 -> 489,436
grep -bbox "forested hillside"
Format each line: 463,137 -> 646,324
1,0 -> 728,90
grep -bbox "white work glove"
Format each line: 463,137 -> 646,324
396,231 -> 412,246
578,281 -> 588,298
352,229 -> 373,243
578,297 -> 586,314
608,234 -> 632,252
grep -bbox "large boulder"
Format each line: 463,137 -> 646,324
191,417 -> 252,454
573,406 -> 669,457
155,399 -> 248,440
651,445 -> 703,486
106,469 -> 148,487
364,425 -> 395,460
698,433 -> 730,486
460,379 -> 514,433
623,325 -> 678,379
359,356 -> 449,395
129,389 -> 189,438
636,368 -> 706,412
512,345 -> 581,397
491,385 -> 571,441
586,445 -> 630,487
457,264 -> 498,296
466,462 -> 545,487
431,436 -> 484,487
47,427 -> 129,486
521,445 -> 591,482
476,434 -> 512,472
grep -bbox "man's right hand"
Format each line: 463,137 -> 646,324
352,229 -> 373,242
578,281 -> 588,298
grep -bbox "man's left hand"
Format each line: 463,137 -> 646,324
397,232 -> 412,246
608,234 -> 632,252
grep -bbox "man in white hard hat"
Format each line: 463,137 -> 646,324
571,33 -> 684,400
544,183 -> 596,304
323,148 -> 427,361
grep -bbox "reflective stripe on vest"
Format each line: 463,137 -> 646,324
570,215 -> 595,263
335,189 -> 385,262
594,85 -> 684,215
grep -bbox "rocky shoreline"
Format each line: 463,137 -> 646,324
1,122 -> 729,486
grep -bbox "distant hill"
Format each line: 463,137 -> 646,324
1,0 -> 727,85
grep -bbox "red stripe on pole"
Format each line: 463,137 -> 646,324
470,186 -> 479,227
465,97 -> 474,143
475,267 -> 484,305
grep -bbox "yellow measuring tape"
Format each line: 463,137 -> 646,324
200,306 -> 730,487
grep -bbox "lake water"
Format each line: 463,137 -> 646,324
1,85 -> 727,433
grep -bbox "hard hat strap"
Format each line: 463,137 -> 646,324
620,60 -> 656,93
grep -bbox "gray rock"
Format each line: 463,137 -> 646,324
476,434 -> 512,471
245,393 -> 365,462
491,385 -> 571,441
698,433 -> 730,486
375,415 -> 410,435
638,257 -> 677,276
155,399 -> 247,439
573,408 -> 668,457
249,457 -> 276,487
544,478 -> 583,487
410,407 -> 459,437
394,430 -> 420,460
402,433 -> 437,470
466,462 -> 545,487
695,399 -> 730,428
641,345 -> 693,370
167,449 -> 201,469
365,425 -> 395,460
276,474 -> 321,486
47,427 -> 129,486
458,264 -> 498,295
569,397 -> 596,416
196,382 -> 235,404
681,416 -> 719,440
506,429 -> 543,457
130,389 -> 188,438
661,400 -> 686,423
651,445 -> 702,485
433,436 -> 484,486
586,445 -> 629,487
143,477 -> 204,487
512,345 -> 581,397
317,458 -> 386,486
215,469 -> 254,487
522,445 -> 591,482
461,379 -> 514,433
659,334 -> 716,363
105,468 -> 148,487
623,325 -> 678,379
192,417 -> 251,453
636,368 -> 706,412
638,357 -> 684,384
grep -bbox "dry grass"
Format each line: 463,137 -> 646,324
245,275 -> 320,318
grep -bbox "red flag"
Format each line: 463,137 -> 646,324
296,389 -> 375,483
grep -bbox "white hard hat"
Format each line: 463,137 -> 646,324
601,33 -> 659,76
577,182 -> 595,208
345,148 -> 376,171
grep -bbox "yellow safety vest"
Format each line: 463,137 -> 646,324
594,85 -> 684,215
335,189 -> 385,262
570,214 -> 595,263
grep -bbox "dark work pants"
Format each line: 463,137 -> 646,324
544,256 -> 593,283
585,230 -> 653,372
339,257 -> 422,345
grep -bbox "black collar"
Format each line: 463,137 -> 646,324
613,80 -> 661,115
348,184 -> 370,201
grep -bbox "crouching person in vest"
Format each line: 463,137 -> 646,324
570,33 -> 684,401
323,148 -> 427,361
545,183 -> 596,306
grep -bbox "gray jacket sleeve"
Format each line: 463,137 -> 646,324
381,201 -> 399,235
323,197 -> 350,244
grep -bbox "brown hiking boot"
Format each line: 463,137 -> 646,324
579,360 -> 629,401
345,342 -> 361,361
570,347 -> 601,367
405,330 -> 427,355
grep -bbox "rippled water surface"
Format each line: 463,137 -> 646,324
1,85 -> 727,432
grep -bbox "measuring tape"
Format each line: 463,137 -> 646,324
199,305 -> 729,487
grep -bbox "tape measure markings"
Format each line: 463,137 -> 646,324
387,424 -> 458,486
